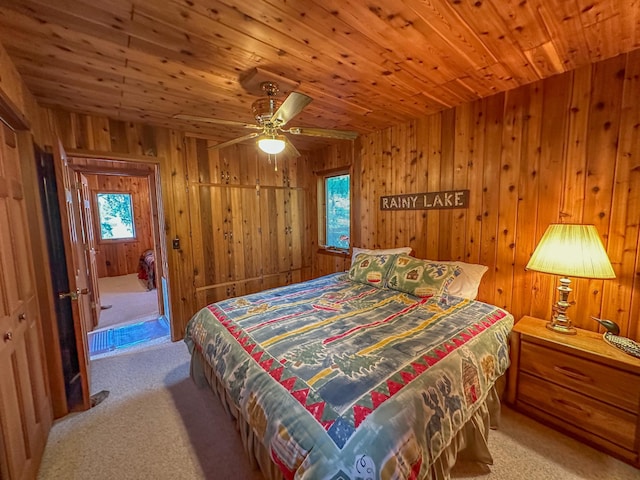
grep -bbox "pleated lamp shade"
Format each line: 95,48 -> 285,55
526,224 -> 615,279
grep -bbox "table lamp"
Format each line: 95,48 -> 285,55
525,224 -> 615,334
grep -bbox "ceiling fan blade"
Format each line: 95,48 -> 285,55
173,114 -> 261,130
284,139 -> 301,158
208,132 -> 260,150
272,92 -> 313,126
286,126 -> 358,140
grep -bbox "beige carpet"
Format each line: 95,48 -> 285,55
97,273 -> 159,330
38,340 -> 639,480
38,341 -> 263,480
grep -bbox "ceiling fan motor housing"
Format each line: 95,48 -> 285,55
252,97 -> 282,126
252,82 -> 283,126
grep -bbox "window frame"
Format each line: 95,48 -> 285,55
95,191 -> 137,243
317,167 -> 351,253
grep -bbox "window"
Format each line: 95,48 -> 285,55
96,193 -> 135,240
319,171 -> 350,250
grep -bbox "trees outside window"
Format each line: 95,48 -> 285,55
96,193 -> 135,240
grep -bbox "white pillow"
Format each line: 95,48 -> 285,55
437,261 -> 488,299
351,246 -> 412,264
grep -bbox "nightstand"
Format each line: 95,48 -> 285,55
507,316 -> 640,468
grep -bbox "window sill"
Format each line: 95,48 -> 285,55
317,247 -> 349,257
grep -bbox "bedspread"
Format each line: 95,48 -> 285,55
184,273 -> 513,479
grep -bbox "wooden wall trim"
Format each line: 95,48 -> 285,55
0,87 -> 29,130
66,148 -> 160,164
195,268 -> 307,292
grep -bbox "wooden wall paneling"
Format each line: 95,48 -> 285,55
581,55 -> 625,330
376,129 -> 390,248
402,122 -> 415,250
218,186 -> 233,283
85,115 -> 116,151
309,150 -> 323,279
511,82 -> 544,320
260,186 -> 278,277
452,103 -> 472,262
560,66 -> 591,218
242,186 -> 264,279
259,150 -> 283,188
290,188 -> 303,271
276,187 -> 290,274
476,93 -> 505,304
406,121 -> 418,250
602,51 -> 640,339
224,145 -> 242,185
323,50 -> 640,341
425,114 -> 443,260
186,136 -> 312,306
46,110 -> 74,149
353,137 -> 369,250
465,98 -> 488,265
229,187 -> 247,280
494,86 -> 526,310
527,73 -> 572,321
299,153 -> 314,273
438,108 -> 455,261
412,117 -> 429,258
390,123 -> 404,248
185,138 -> 207,304
556,66 -> 591,325
156,127 -> 194,337
107,119 -> 129,153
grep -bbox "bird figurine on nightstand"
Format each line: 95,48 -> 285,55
592,316 -> 621,335
592,316 -> 640,358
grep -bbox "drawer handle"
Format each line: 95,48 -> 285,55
553,365 -> 592,383
3,331 -> 12,342
552,397 -> 590,417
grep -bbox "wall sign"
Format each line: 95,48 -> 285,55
380,189 -> 469,211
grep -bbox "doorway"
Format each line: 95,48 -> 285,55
67,157 -> 171,360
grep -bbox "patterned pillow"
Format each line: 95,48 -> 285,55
348,253 -> 397,288
386,254 -> 461,298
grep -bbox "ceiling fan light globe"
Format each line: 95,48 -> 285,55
258,137 -> 286,154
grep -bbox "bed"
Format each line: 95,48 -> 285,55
184,253 -> 513,480
137,249 -> 156,290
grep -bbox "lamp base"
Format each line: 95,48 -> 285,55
547,276 -> 577,335
546,321 -> 577,335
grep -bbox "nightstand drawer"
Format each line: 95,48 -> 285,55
520,340 -> 640,412
518,373 -> 637,451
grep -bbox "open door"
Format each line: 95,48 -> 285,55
79,172 -> 101,329
53,140 -> 91,411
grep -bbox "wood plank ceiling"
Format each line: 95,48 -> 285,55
0,0 -> 638,150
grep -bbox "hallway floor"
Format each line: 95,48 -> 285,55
89,274 -> 168,359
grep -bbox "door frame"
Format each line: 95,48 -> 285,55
64,150 -> 172,339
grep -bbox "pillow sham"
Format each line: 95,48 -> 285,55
351,246 -> 412,264
386,254 -> 460,298
436,261 -> 488,299
348,253 -> 397,288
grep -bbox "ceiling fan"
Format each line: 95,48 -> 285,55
174,81 -> 358,158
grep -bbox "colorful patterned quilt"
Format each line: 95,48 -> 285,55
184,273 -> 513,480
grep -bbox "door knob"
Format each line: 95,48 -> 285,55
4,331 -> 12,342
58,288 -> 89,300
18,313 -> 26,322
